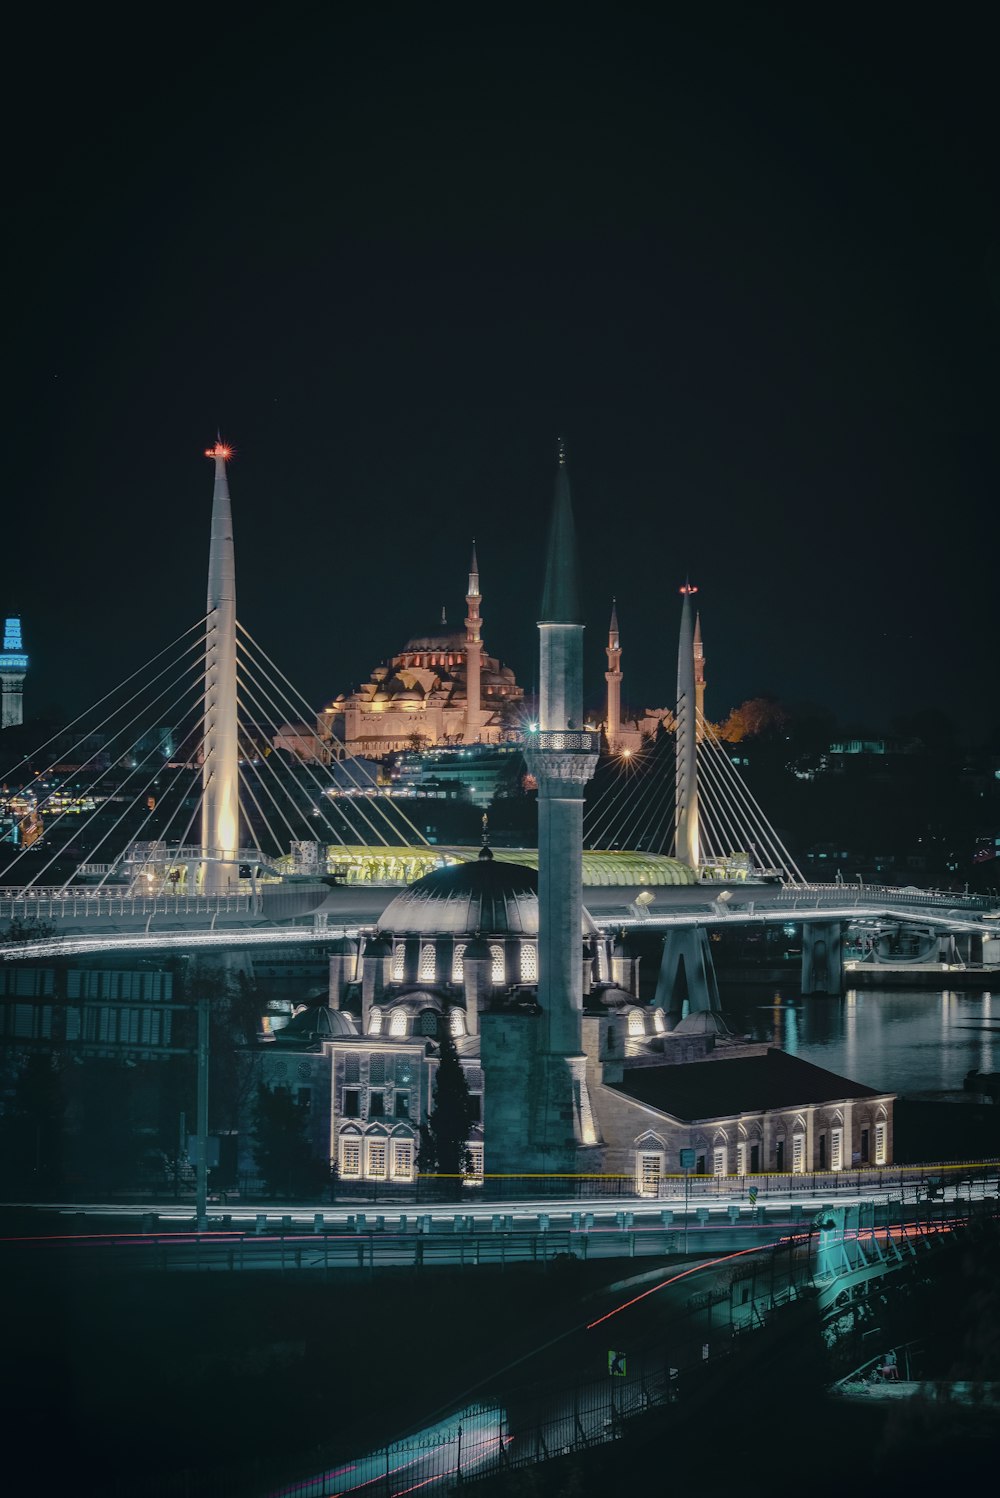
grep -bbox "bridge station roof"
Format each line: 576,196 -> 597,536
322,845 -> 697,888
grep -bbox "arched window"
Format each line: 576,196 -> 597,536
418,943 -> 436,981
519,942 -> 537,981
391,945 -> 405,981
490,944 -> 505,983
449,1008 -> 465,1038
418,1010 -> 439,1037
628,1009 -> 645,1037
653,1009 -> 667,1034
596,944 -> 608,982
388,1008 -> 407,1038
451,943 -> 467,983
368,1008 -> 383,1035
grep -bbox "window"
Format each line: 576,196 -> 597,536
369,1054 -> 386,1084
490,944 -> 504,983
395,1056 -> 412,1085
736,1141 -> 747,1176
366,1138 -> 387,1179
296,1087 -> 311,1113
519,942 -> 537,982
653,1010 -> 666,1034
713,1147 -> 726,1177
340,1137 -> 361,1177
368,1008 -> 383,1035
628,1009 -> 645,1037
418,944 -> 436,981
464,1144 -> 484,1185
391,1140 -> 413,1181
468,1095 -> 482,1123
345,1054 -> 360,1083
451,943 -> 467,982
775,1139 -> 785,1172
637,1151 -> 662,1197
394,1092 -> 410,1118
818,1134 -> 827,1170
792,1133 -> 805,1174
369,1091 -> 385,1118
419,1010 -> 438,1037
875,1121 -> 886,1165
388,1008 -> 407,1037
860,1128 -> 870,1164
450,1008 -> 465,1038
391,945 -> 405,980
344,1089 -> 360,1118
831,1127 -> 843,1172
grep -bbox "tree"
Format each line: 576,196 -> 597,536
717,696 -> 789,743
252,1082 -> 324,1198
417,1023 -> 476,1185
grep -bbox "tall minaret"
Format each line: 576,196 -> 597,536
200,440 -> 240,893
464,541 -> 482,743
694,610 -> 706,739
0,616 -> 28,729
674,583 -> 700,871
529,443 -> 598,1062
604,599 -> 622,752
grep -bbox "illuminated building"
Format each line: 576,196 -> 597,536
318,548 -> 524,759
253,453 -> 893,1189
0,615 -> 28,729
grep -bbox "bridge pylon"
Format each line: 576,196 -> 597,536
200,440 -> 240,894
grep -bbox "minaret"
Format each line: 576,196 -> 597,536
200,440 -> 240,893
528,443 -> 598,1062
0,616 -> 28,728
694,610 -> 705,739
464,541 -> 482,743
674,583 -> 700,871
604,599 -> 622,752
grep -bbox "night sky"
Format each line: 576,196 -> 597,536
10,11 -> 998,742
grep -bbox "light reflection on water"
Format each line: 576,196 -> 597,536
726,986 -> 997,1098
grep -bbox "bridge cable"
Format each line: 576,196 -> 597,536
8,645 -> 206,887
236,621 -> 431,847
0,615 -> 210,790
235,628 -> 422,846
234,667 -> 396,851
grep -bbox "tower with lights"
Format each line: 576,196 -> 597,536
604,599 -> 622,751
0,616 -> 28,728
200,441 -> 241,893
674,583 -> 700,870
464,542 -> 482,741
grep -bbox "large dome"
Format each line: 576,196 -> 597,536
377,847 -> 598,938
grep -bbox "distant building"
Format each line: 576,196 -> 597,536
0,616 -> 28,729
318,548 -> 524,759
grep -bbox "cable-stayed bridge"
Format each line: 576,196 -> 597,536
1,444 -> 996,977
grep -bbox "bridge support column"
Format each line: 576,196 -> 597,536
653,928 -> 722,1027
801,921 -> 843,995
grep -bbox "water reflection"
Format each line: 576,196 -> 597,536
725,985 -> 997,1098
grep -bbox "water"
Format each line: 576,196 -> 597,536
727,986 -> 998,1099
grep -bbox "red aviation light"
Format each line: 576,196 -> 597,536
679,583 -> 699,595
204,441 -> 233,460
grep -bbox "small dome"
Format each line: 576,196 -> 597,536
377,851 -> 598,938
403,629 -> 468,652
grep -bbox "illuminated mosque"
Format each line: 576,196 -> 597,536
252,451 -> 894,1193
317,546 -> 524,759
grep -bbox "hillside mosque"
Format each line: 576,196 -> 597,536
254,452 -> 894,1193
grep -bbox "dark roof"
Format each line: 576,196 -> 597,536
539,460 -> 583,624
609,1048 -> 888,1123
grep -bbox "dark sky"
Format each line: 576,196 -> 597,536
9,10 -> 998,742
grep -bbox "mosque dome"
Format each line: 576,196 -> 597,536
377,846 -> 598,938
403,629 -> 468,653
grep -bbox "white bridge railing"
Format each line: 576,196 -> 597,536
774,883 -> 1000,914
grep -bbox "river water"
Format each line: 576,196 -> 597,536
727,985 -> 997,1099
